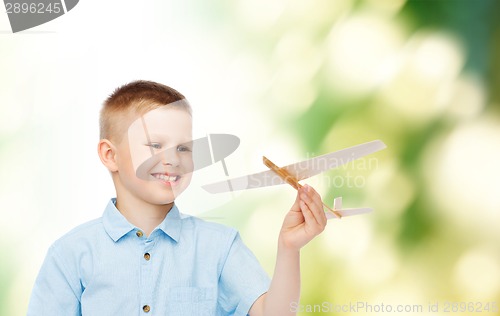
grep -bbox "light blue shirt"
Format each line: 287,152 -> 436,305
27,199 -> 270,315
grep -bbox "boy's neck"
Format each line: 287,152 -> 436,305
115,195 -> 174,237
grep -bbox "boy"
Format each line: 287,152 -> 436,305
27,81 -> 328,315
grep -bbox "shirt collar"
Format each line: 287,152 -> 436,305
156,204 -> 182,243
103,198 -> 182,243
103,198 -> 135,242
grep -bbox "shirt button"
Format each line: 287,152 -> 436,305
136,231 -> 143,237
143,305 -> 150,313
144,253 -> 151,261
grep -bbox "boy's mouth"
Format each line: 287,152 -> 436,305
151,173 -> 180,183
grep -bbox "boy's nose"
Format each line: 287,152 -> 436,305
161,149 -> 180,166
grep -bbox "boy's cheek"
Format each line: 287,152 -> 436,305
182,157 -> 195,173
131,148 -> 155,171
178,171 -> 192,186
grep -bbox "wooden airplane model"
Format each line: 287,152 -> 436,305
202,140 -> 386,219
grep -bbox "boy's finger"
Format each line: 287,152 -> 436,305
311,201 -> 327,228
309,186 -> 325,211
299,200 -> 321,230
303,185 -> 327,227
290,189 -> 302,212
299,187 -> 313,204
303,185 -> 324,216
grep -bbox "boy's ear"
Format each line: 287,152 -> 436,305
98,139 -> 118,172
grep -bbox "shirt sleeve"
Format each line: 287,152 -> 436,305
217,232 -> 271,316
27,244 -> 82,316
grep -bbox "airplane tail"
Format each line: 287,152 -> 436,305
326,197 -> 373,219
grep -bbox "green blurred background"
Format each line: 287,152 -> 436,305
1,0 -> 499,315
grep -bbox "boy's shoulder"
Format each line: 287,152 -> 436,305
51,217 -> 104,248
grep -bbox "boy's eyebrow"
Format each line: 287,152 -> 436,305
139,117 -> 193,147
144,133 -> 193,144
140,116 -> 155,156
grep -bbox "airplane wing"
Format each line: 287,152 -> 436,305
202,169 -> 286,193
202,140 -> 386,194
282,139 -> 386,181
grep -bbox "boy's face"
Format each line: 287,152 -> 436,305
115,106 -> 193,206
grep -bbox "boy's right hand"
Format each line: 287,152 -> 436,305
278,185 -> 327,251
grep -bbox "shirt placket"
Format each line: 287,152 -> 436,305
136,229 -> 156,314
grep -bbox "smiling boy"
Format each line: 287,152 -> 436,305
27,81 -> 328,315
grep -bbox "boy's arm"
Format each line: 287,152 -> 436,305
249,185 -> 327,316
27,244 -> 82,316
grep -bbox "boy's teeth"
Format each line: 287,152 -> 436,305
154,174 -> 178,181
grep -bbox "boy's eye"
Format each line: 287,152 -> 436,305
177,145 -> 192,152
146,143 -> 162,149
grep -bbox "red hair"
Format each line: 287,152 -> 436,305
99,80 -> 191,142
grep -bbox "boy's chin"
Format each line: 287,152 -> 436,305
147,191 -> 185,206
140,184 -> 188,206
147,196 -> 176,206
